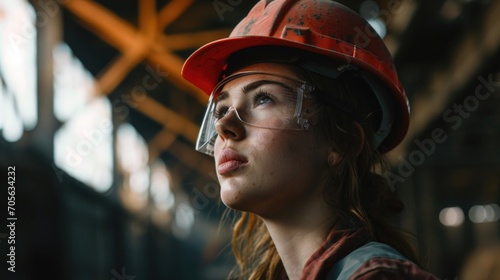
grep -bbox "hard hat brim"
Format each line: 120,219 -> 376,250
181,36 -> 409,153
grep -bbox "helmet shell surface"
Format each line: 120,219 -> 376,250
182,0 -> 410,152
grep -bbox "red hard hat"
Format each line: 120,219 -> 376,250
182,0 -> 409,152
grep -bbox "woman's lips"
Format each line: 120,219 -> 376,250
217,149 -> 248,175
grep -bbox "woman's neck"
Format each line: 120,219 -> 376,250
262,201 -> 337,280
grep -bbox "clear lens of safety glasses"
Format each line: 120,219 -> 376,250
196,71 -> 317,156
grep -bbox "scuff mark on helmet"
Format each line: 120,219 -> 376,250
298,15 -> 304,26
242,18 -> 257,36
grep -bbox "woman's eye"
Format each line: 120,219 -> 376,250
253,91 -> 273,106
214,106 -> 229,119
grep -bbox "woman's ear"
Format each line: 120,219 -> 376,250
327,152 -> 341,166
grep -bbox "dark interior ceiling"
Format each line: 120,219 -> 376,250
59,0 -> 500,193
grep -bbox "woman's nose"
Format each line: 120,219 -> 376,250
214,107 -> 245,141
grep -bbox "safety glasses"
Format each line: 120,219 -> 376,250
196,71 -> 318,156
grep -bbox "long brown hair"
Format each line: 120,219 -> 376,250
225,64 -> 418,280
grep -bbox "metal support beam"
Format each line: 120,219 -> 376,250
28,0 -> 62,159
388,1 -> 500,162
63,0 -> 207,103
134,96 -> 199,143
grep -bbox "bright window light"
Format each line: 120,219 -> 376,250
129,167 -> 150,194
469,205 -> 487,223
0,0 -> 37,138
174,202 -> 194,238
53,43 -> 95,122
151,160 -> 175,212
489,204 -> 500,222
439,207 -> 464,227
54,97 -> 113,192
368,18 -> 387,38
116,123 -> 150,210
469,204 -> 500,223
2,91 -> 23,142
0,79 -> 4,128
117,123 -> 149,174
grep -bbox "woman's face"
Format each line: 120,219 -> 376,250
213,63 -> 333,218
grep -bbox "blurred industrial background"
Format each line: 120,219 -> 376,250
0,0 -> 499,279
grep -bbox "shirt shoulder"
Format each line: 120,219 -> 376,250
327,242 -> 439,280
350,257 -> 440,280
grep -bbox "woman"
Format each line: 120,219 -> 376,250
182,0 -> 439,279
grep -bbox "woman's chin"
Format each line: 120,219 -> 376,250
220,190 -> 254,212
221,192 -> 243,209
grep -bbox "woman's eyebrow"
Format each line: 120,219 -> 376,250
217,80 -> 294,101
242,80 -> 292,93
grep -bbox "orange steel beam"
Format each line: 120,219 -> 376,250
146,51 -> 208,104
157,0 -> 194,31
159,29 -> 231,51
134,96 -> 199,143
64,0 -> 139,52
139,0 -> 157,40
148,125 -> 215,181
95,44 -> 149,96
148,129 -> 177,163
63,0 -> 207,103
